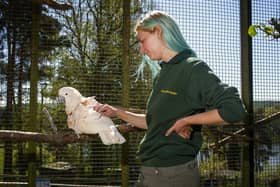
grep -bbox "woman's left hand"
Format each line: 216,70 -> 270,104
165,118 -> 192,139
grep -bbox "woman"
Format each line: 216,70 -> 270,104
94,10 -> 246,187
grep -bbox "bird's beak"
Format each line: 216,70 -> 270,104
57,96 -> 65,104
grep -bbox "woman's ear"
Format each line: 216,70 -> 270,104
153,25 -> 163,38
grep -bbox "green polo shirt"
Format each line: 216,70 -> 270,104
137,49 -> 246,167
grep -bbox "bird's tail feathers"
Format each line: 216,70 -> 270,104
98,126 -> 126,145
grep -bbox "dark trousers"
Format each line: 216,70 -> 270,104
134,159 -> 200,187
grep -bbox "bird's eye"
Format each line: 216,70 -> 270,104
65,93 -> 68,95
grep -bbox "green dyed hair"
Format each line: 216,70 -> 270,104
135,10 -> 196,79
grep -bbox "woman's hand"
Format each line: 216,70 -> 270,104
165,110 -> 226,139
94,103 -> 148,129
93,103 -> 117,118
165,118 -> 193,139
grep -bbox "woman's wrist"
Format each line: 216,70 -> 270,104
180,117 -> 190,126
115,107 -> 127,119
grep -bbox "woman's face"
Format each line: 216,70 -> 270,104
137,29 -> 165,61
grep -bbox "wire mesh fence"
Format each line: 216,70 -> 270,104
252,0 -> 280,186
0,0 -> 279,186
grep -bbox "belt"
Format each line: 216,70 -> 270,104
140,159 -> 197,177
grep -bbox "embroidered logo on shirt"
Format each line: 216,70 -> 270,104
160,89 -> 177,95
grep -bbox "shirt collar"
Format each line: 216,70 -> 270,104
159,49 -> 196,67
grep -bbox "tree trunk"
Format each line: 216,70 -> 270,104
28,1 -> 41,186
121,0 -> 131,186
4,2 -> 17,176
17,56 -> 26,175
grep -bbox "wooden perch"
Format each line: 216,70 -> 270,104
0,125 -> 143,146
3,105 -> 277,148
34,0 -> 73,10
209,111 -> 280,149
0,130 -> 84,145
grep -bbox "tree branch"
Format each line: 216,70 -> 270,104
209,111 -> 280,149
34,0 -> 73,10
0,125 -> 143,146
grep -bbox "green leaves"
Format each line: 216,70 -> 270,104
248,18 -> 280,39
248,25 -> 258,37
264,26 -> 274,35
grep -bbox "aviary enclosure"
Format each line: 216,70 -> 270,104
0,0 -> 279,187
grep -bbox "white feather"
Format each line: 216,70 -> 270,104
58,87 -> 126,145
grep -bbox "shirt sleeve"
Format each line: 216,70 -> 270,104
187,60 -> 247,123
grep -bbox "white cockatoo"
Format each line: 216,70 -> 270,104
58,86 -> 126,145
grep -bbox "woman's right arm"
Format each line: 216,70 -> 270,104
93,103 -> 148,130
